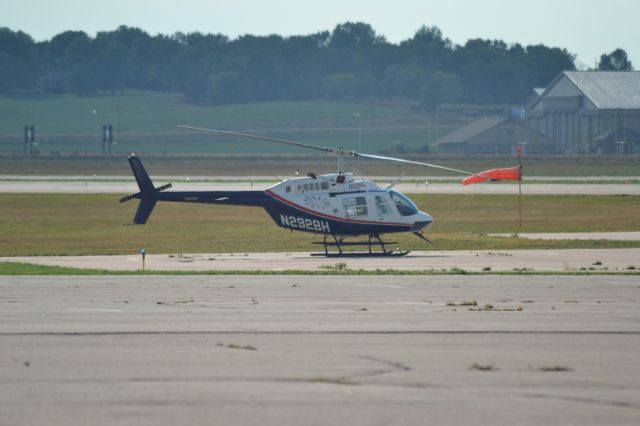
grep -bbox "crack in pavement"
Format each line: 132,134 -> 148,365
522,392 -> 639,410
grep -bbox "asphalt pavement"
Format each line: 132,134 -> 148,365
1,275 -> 639,425
4,248 -> 640,272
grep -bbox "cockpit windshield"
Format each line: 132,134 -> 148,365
388,190 -> 418,216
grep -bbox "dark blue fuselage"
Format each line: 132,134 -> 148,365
153,190 -> 412,236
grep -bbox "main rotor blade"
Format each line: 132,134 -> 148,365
352,152 -> 479,176
179,125 -> 334,153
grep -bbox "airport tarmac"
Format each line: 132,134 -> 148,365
0,175 -> 639,194
4,248 -> 640,272
1,275 -> 639,425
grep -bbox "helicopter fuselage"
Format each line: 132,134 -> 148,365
124,155 -> 432,238
262,172 -> 432,236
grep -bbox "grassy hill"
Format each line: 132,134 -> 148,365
0,92 -> 461,156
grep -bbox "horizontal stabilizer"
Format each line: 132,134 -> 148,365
462,166 -> 521,185
119,193 -> 138,203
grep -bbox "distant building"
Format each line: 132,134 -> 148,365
435,117 -> 553,155
526,71 -> 640,154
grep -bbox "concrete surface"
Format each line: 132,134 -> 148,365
0,176 -> 638,194
3,248 -> 640,272
492,231 -> 640,241
1,275 -> 639,425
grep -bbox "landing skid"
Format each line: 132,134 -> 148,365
311,234 -> 410,257
311,251 -> 410,258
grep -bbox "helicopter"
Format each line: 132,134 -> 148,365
120,126 -> 521,256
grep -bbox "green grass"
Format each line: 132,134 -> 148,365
0,193 -> 638,257
0,93 -> 458,155
1,262 -> 639,276
1,154 -> 639,177
0,93 -> 442,134
0,262 -> 640,276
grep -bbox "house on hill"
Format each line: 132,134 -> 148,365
526,71 -> 640,154
435,117 -> 553,155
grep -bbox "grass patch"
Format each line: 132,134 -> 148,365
217,343 -> 257,351
1,262 -> 639,276
0,262 -> 110,275
319,262 -> 349,271
0,193 -> 639,257
0,93 -> 457,156
1,154 -> 639,177
470,363 -> 497,372
447,299 -> 478,307
537,365 -> 572,372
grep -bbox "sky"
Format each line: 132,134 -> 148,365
4,0 -> 639,69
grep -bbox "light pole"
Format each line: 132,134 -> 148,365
92,109 -> 99,153
355,113 -> 362,152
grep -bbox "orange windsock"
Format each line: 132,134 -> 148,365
462,166 -> 521,185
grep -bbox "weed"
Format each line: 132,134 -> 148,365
447,299 -> 477,307
470,363 -> 496,371
2,262 -> 640,276
538,365 -> 572,372
217,343 -> 256,351
319,262 -> 348,271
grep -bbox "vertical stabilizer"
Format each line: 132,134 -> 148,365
122,154 -> 159,224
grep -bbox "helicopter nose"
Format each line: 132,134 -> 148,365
411,212 -> 433,231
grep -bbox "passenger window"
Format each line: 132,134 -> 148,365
374,195 -> 392,215
297,185 -> 302,192
303,184 -> 309,191
314,182 -> 320,190
320,182 -> 329,190
342,196 -> 368,217
286,186 -> 291,193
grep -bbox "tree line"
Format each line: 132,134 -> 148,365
0,23 -> 633,108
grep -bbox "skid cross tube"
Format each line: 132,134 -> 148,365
311,234 -> 408,257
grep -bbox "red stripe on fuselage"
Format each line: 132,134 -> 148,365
265,189 -> 411,227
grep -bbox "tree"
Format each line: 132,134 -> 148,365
598,48 -> 633,71
329,22 -> 384,49
0,28 -> 38,91
420,71 -> 461,110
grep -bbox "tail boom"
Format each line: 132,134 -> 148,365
121,154 -> 271,224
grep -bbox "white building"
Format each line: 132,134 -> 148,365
526,71 -> 640,154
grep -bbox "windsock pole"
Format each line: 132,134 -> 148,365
517,145 -> 523,229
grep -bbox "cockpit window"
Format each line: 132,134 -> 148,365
388,190 -> 418,216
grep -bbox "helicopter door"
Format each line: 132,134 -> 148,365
373,194 -> 394,221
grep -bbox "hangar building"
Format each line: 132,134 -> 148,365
526,71 -> 640,154
435,116 -> 553,155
